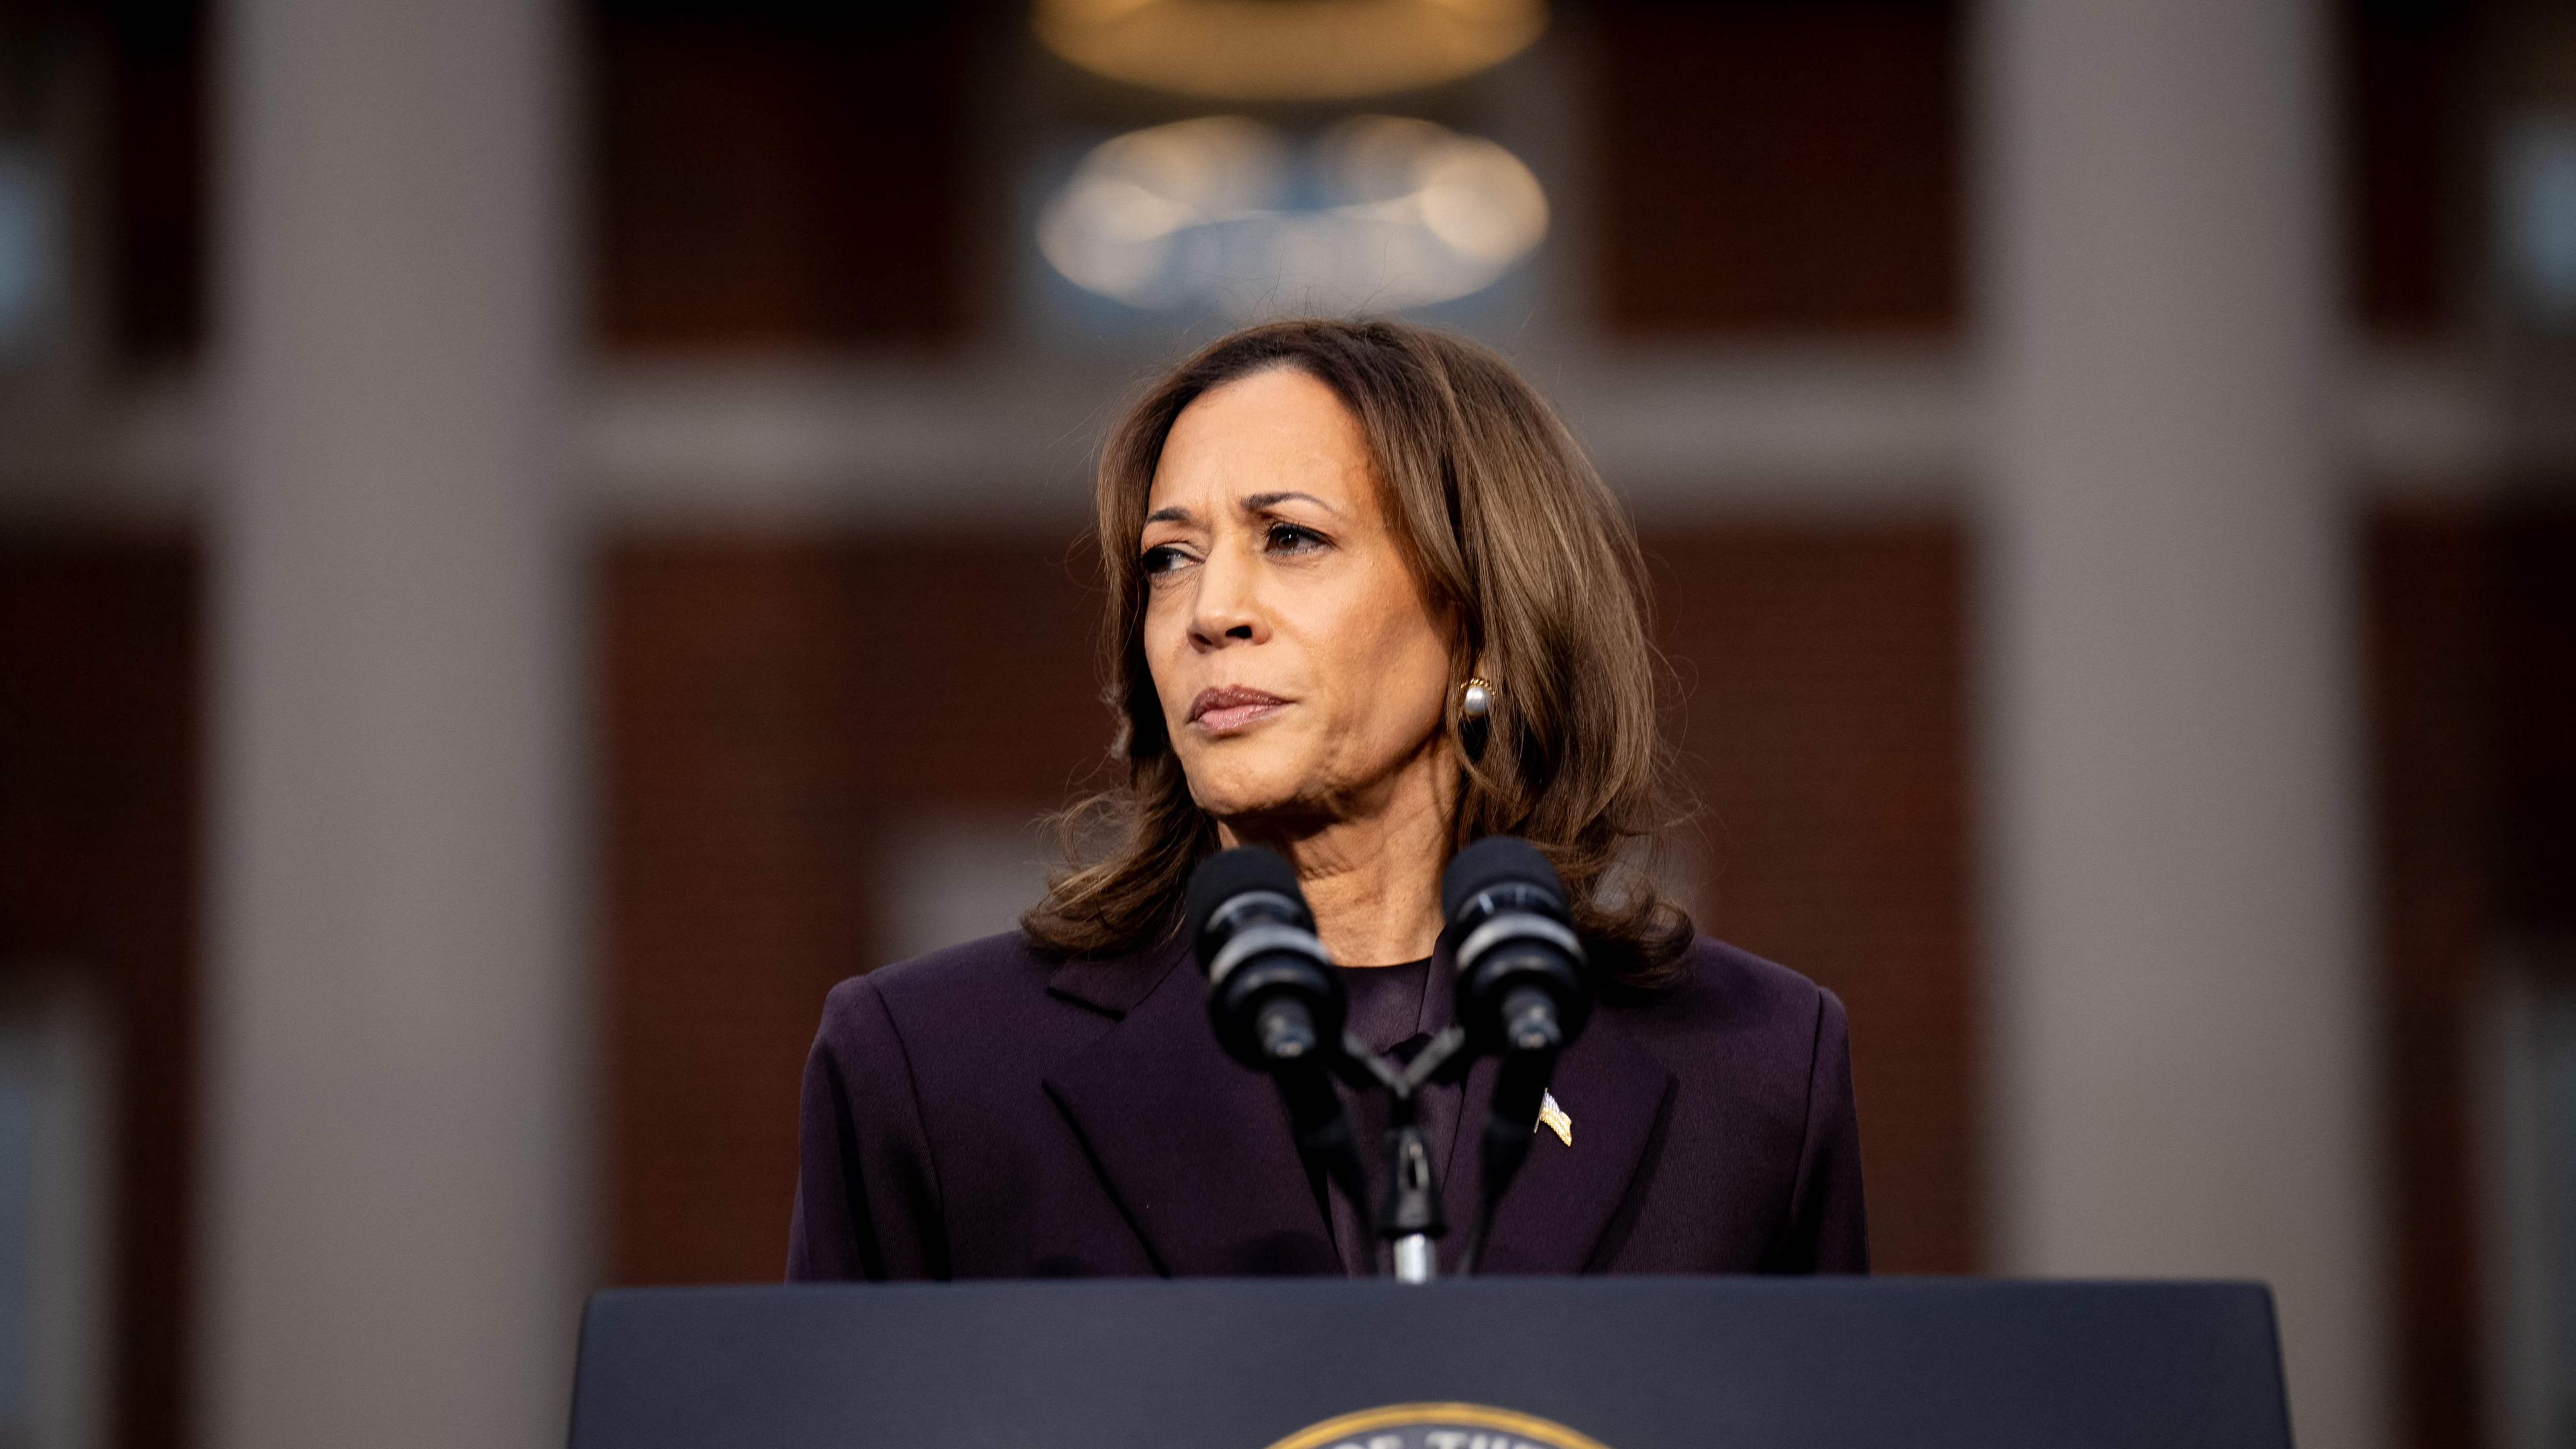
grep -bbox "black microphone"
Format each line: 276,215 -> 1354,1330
1186,845 -> 1346,1070
1185,847 -> 1373,1224
1441,836 -> 1591,1273
1444,837 -> 1591,1059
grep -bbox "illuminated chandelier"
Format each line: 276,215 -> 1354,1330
1033,0 -> 1548,102
1038,114 -> 1548,315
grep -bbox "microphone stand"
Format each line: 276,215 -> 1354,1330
1334,1025 -> 1469,1284
1459,1040 -> 1558,1276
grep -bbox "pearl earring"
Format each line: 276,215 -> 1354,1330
1460,676 -> 1495,722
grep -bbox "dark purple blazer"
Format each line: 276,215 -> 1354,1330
787,929 -> 1866,1280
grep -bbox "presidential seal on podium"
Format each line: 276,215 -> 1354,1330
1262,1402 -> 1613,1449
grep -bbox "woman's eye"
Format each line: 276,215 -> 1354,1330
1264,522 -> 1328,555
1140,544 -> 1189,576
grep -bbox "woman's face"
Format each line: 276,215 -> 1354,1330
1140,367 -> 1454,828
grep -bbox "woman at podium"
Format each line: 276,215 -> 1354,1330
789,319 -> 1866,1280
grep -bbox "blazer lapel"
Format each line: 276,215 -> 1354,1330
1445,1007 -> 1675,1275
1042,940 -> 1339,1277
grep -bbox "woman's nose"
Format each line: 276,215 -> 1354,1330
1187,544 -> 1266,648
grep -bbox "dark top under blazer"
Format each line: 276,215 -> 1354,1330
787,929 -> 1867,1280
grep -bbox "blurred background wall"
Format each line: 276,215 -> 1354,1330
0,0 -> 2570,1446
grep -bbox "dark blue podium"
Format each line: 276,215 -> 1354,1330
567,1278 -> 2292,1449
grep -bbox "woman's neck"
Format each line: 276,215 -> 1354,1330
1217,748 -> 1451,968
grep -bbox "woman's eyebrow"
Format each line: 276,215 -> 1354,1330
1143,504 -> 1196,526
1241,490 -> 1339,517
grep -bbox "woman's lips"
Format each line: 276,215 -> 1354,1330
1189,686 -> 1291,733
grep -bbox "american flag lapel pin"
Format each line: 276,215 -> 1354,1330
1536,1089 -> 1572,1146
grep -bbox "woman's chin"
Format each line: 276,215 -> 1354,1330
1189,775 -> 1330,830
1194,791 -> 1305,826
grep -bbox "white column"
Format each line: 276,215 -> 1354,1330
1974,3 -> 2385,1447
205,1 -> 586,1446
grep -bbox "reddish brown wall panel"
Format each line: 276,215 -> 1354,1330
1647,521 -> 1976,1273
2360,499 -> 2576,1449
1593,0 -> 1962,336
105,0 -> 211,361
2341,0 -> 2476,337
590,7 -> 975,352
2364,504 -> 2500,1449
0,535 -> 199,1449
598,534 -> 1107,1284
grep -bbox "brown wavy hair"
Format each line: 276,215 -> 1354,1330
1020,317 -> 1694,986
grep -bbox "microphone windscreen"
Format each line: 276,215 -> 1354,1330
1185,845 -> 1305,947
1441,836 -> 1567,922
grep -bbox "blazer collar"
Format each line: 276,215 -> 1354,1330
1041,936 -> 1340,1275
1044,935 -> 1183,1019
1443,1004 -> 1676,1274
1040,934 -> 1674,1278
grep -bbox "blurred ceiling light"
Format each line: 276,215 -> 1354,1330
1034,0 -> 1546,102
1038,115 -> 1547,315
0,146 -> 58,361
2502,110 -> 2576,323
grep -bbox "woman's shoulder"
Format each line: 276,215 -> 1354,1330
806,932 -> 1182,1134
814,930 -> 1063,1036
812,929 -> 1179,1061
1611,932 -> 1847,1048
